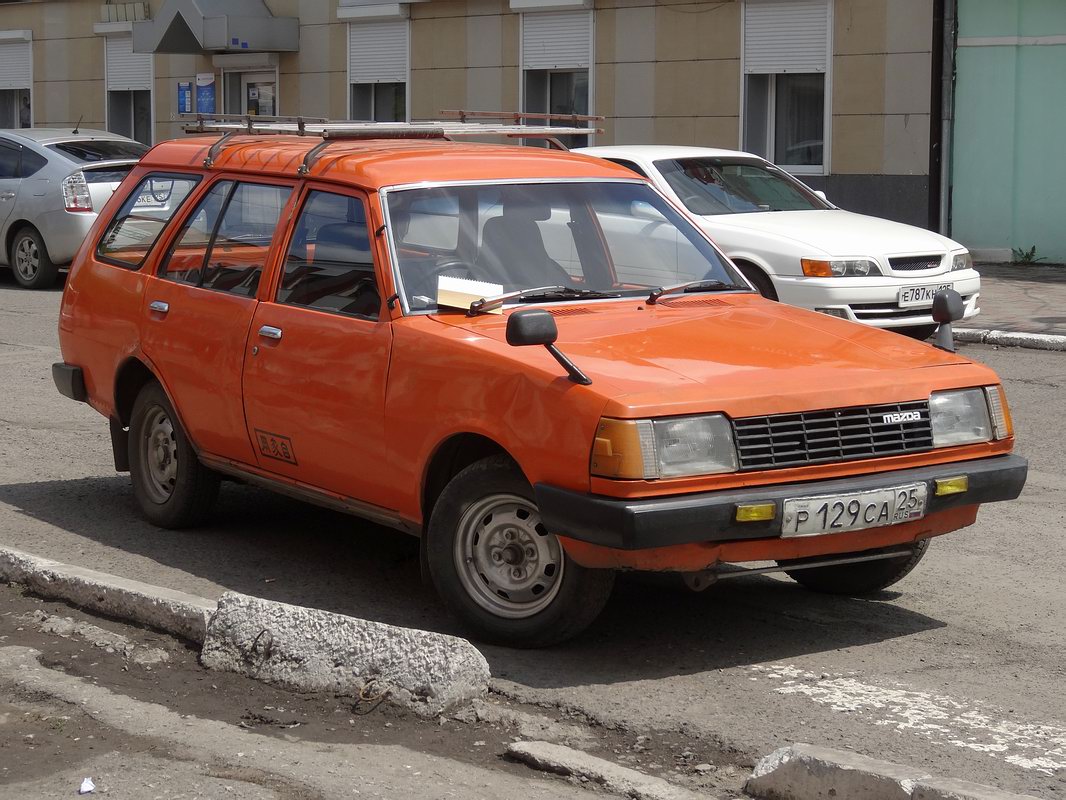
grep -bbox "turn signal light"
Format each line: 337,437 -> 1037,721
801,259 -> 834,277
934,476 -> 969,496
735,503 -> 776,522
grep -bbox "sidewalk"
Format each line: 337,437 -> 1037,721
966,263 -> 1066,337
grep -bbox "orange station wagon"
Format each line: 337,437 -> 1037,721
53,116 -> 1027,646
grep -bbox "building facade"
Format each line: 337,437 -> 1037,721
0,0 -> 939,227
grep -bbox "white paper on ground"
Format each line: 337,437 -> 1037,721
437,275 -> 504,313
79,777 -> 96,794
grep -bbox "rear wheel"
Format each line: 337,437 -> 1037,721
426,455 -> 614,647
896,324 -> 939,341
779,540 -> 929,595
10,227 -> 59,290
735,262 -> 778,300
128,382 -> 220,528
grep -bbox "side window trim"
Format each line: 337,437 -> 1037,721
95,172 -> 203,271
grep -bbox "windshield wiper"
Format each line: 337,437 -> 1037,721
468,286 -> 619,315
646,279 -> 743,304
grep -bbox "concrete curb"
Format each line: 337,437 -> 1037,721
507,740 -> 708,800
745,743 -> 1043,800
0,546 -> 215,644
955,328 -> 1066,351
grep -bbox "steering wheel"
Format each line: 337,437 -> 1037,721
426,259 -> 476,282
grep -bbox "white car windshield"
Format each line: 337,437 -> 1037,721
654,158 -> 830,216
386,181 -> 748,313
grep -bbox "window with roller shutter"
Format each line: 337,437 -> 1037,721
348,20 -> 409,122
105,34 -> 153,145
520,10 -> 593,148
0,35 -> 32,129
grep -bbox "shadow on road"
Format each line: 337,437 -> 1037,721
0,476 -> 945,688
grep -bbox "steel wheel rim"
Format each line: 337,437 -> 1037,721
14,237 -> 39,281
141,406 -> 178,504
453,493 -> 565,619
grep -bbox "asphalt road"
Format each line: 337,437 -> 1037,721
2,273 -> 1064,798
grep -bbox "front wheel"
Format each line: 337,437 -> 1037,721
779,540 -> 929,595
426,456 -> 614,647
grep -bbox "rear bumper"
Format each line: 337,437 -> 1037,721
535,454 -> 1027,551
52,362 -> 87,402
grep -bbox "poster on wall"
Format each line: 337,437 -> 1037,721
177,81 -> 192,114
195,73 -> 216,114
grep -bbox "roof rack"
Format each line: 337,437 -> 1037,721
180,110 -> 604,172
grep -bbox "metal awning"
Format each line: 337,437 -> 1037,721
132,0 -> 298,54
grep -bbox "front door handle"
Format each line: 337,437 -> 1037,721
148,300 -> 169,314
258,325 -> 283,340
0,191 -> 15,200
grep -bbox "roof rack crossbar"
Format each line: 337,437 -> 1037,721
440,109 -> 603,124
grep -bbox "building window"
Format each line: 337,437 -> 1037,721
104,34 -> 153,145
0,33 -> 32,128
348,21 -> 409,122
742,0 -> 830,174
521,10 -> 593,147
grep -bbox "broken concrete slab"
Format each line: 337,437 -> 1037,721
22,611 -> 168,665
200,591 -> 490,718
0,546 -> 215,644
507,740 -> 707,800
454,698 -> 597,749
745,743 -> 1043,800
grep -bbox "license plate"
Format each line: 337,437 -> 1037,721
898,283 -> 952,308
781,483 -> 927,538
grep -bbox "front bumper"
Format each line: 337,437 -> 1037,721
535,454 -> 1027,550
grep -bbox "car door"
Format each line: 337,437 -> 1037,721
140,177 -> 295,465
241,185 -> 397,511
0,138 -> 22,255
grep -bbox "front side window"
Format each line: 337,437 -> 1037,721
96,174 -> 201,269
655,158 -> 829,215
0,141 -> 19,179
387,181 -> 748,314
278,190 -> 379,320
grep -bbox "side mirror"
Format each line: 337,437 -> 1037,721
932,288 -> 965,352
631,200 -> 665,223
506,308 -> 557,347
505,308 -> 591,385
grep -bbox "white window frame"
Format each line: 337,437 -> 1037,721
0,30 -> 33,128
739,0 -> 833,176
346,20 -> 411,123
517,9 -> 595,145
101,31 -> 154,145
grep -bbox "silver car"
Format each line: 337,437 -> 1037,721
0,129 -> 148,289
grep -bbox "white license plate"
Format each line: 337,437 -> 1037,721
781,483 -> 927,538
898,283 -> 952,308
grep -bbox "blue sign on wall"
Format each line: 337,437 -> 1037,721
177,81 -> 192,114
195,73 -> 216,114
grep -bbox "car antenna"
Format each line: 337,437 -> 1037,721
72,115 -> 83,135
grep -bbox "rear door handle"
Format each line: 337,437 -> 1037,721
148,300 -> 169,314
258,325 -> 283,340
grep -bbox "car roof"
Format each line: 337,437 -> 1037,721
139,136 -> 640,190
0,128 -> 133,145
574,144 -> 767,162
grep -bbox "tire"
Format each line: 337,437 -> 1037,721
426,455 -> 615,647
128,382 -> 220,529
735,262 -> 778,300
896,324 -> 939,341
10,227 -> 59,290
779,540 -> 930,596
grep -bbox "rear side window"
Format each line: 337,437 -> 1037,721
20,149 -> 48,177
277,189 -> 379,320
96,174 -> 200,269
159,180 -> 292,298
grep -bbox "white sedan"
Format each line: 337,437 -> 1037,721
573,145 -> 980,338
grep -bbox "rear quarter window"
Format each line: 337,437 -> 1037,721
96,174 -> 201,269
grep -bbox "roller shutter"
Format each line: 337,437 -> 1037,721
521,10 -> 592,70
348,20 -> 409,83
743,0 -> 829,74
0,39 -> 31,90
106,35 -> 152,92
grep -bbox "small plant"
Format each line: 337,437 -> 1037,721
1011,245 -> 1045,265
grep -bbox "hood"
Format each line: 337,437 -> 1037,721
433,295 -> 993,418
703,209 -> 962,257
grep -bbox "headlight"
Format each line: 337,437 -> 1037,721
929,388 -> 992,447
801,258 -> 882,277
951,252 -> 973,271
591,415 -> 738,479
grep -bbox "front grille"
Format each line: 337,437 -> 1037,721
849,295 -> 973,321
733,400 -> 933,471
889,255 -> 943,271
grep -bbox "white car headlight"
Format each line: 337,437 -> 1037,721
591,415 -> 738,479
929,388 -> 992,447
951,252 -> 973,271
801,258 -> 882,277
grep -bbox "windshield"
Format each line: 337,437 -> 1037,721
654,158 -> 829,215
386,181 -> 747,313
47,139 -> 149,164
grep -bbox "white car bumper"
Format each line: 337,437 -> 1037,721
772,270 -> 981,330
